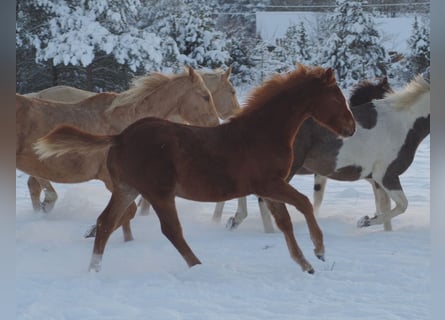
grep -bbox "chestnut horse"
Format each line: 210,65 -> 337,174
213,76 -> 393,232
35,65 -> 355,274
23,68 -> 239,218
17,67 -> 217,241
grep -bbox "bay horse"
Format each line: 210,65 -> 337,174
213,76 -> 394,232
34,65 -> 356,273
17,66 -> 217,241
24,68 -> 239,217
257,73 -> 429,233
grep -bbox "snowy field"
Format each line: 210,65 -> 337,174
16,133 -> 430,320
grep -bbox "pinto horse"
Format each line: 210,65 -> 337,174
214,76 -> 394,232
259,73 -> 429,232
17,67 -> 217,241
23,68 -> 239,219
34,65 -> 356,273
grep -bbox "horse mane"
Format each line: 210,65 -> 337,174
349,77 -> 392,106
236,65 -> 336,119
106,70 -> 189,113
384,75 -> 430,109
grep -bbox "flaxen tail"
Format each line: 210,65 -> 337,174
34,125 -> 114,160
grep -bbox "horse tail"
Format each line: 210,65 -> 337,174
34,125 -> 114,160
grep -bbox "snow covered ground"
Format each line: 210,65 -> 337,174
16,133 -> 430,319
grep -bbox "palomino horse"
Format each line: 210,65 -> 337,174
24,68 -> 239,218
34,65 -> 356,273
213,76 -> 394,232
258,73 -> 429,233
17,67 -> 217,241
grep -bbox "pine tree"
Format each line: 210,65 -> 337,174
276,22 -> 312,67
407,16 -> 430,76
317,0 -> 388,89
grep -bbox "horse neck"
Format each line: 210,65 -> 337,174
108,78 -> 187,130
238,94 -> 309,143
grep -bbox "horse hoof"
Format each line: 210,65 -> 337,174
84,225 -> 97,238
357,215 -> 371,228
41,201 -> 55,213
307,268 -> 315,274
316,254 -> 325,262
88,265 -> 101,273
225,217 -> 238,230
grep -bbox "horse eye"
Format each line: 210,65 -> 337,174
203,95 -> 210,102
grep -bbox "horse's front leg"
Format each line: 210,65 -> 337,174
212,201 -> 225,223
257,197 -> 275,233
257,179 -> 325,273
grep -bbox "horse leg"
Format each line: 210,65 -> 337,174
27,176 -> 43,211
357,177 -> 407,231
138,197 -> 152,216
119,202 -> 137,241
226,197 -> 248,230
84,201 -> 137,241
369,180 -> 393,231
89,186 -> 139,272
38,178 -> 58,212
257,180 -> 325,273
313,174 -> 327,216
150,197 -> 201,267
263,199 -> 315,273
212,201 -> 225,223
258,197 -> 275,233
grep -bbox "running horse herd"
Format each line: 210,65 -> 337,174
17,64 -> 430,274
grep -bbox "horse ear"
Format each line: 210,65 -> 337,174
382,76 -> 388,85
223,66 -> 232,80
325,68 -> 335,81
187,66 -> 199,83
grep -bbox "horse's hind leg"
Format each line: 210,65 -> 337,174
119,202 -> 137,241
89,186 -> 139,272
27,176 -> 43,211
358,177 -> 407,231
83,201 -> 137,241
27,176 -> 58,212
369,180 -> 393,231
38,178 -> 58,212
149,197 -> 201,267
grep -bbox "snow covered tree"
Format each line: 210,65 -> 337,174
276,22 -> 312,66
317,0 -> 388,89
30,0 -> 163,91
407,16 -> 430,76
172,0 -> 231,69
